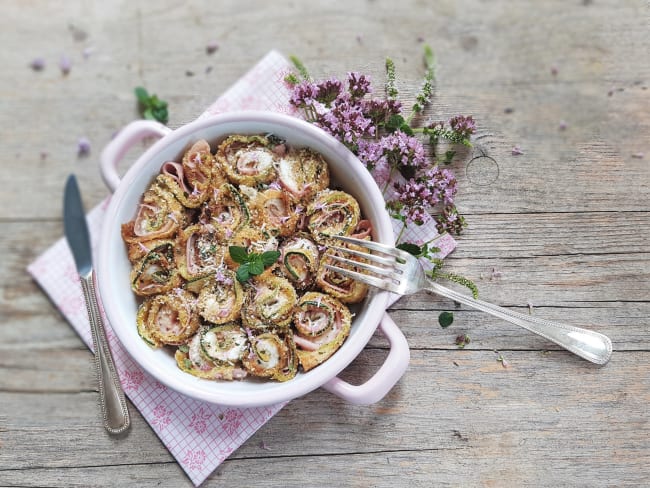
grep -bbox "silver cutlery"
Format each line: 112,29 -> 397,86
324,235 -> 612,365
64,174 -> 131,434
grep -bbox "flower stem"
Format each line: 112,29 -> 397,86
382,166 -> 395,195
395,221 -> 407,244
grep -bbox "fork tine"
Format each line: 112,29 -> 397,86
328,235 -> 409,260
325,253 -> 398,277
327,244 -> 397,267
323,264 -> 403,294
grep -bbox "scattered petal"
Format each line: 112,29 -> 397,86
30,57 -> 45,71
258,440 -> 271,451
82,46 -> 95,59
77,137 -> 91,157
40,151 -> 49,161
504,107 -> 514,114
356,34 -> 363,44
416,35 -> 425,43
206,40 -> 219,54
490,267 -> 502,280
607,87 -> 615,97
205,65 -> 213,74
496,352 -> 509,368
527,301 -> 534,314
59,55 -> 72,75
631,152 -> 644,159
511,146 -> 524,156
550,66 -> 558,76
559,120 -> 567,130
455,334 -> 470,349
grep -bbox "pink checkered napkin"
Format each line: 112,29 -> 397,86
27,50 -> 456,486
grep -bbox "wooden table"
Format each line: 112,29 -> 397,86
2,1 -> 648,486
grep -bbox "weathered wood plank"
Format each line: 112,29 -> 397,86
1,350 -> 648,485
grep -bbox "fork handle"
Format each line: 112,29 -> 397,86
424,280 -> 612,365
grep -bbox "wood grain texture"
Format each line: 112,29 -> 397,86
1,0 -> 648,487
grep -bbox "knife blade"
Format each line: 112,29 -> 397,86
63,174 -> 130,435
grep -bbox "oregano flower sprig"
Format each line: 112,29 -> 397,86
286,46 -> 477,300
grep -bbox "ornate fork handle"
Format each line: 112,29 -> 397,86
80,273 -> 131,434
424,280 -> 612,365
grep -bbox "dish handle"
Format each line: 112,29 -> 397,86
100,120 -> 171,193
322,313 -> 410,404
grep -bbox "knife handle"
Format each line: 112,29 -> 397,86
80,273 -> 131,435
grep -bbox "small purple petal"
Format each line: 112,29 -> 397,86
631,152 -> 644,159
559,120 -> 567,130
77,137 -> 91,156
511,146 -> 524,156
206,40 -> 219,54
550,66 -> 558,76
59,55 -> 72,75
30,58 -> 45,71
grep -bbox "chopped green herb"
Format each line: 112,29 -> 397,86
134,86 -> 169,124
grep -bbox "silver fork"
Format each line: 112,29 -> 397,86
325,235 -> 612,365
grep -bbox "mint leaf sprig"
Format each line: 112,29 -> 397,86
229,246 -> 280,283
135,86 -> 169,124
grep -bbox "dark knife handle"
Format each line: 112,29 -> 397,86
80,273 -> 131,435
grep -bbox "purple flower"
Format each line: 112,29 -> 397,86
361,98 -> 403,126
512,146 -> 524,156
314,97 -> 375,146
289,80 -> 320,108
448,115 -> 476,139
315,77 -> 343,106
347,72 -> 372,99
434,205 -> 466,235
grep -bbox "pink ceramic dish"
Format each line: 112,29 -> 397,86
97,111 -> 410,407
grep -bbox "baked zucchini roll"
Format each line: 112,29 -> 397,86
199,183 -> 250,241
216,135 -> 277,186
175,224 -> 224,282
277,148 -> 330,201
199,322 -> 249,366
197,270 -> 244,324
279,234 -> 320,290
242,276 -> 297,330
121,178 -> 185,247
292,292 -> 351,371
136,298 -> 162,349
250,189 -> 299,237
242,330 -> 298,381
307,190 -> 360,243
130,241 -> 181,296
316,243 -> 369,304
159,140 -> 219,208
175,332 -> 248,381
140,288 -> 200,345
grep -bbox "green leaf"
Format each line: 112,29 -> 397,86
438,311 -> 454,328
134,86 -> 149,104
248,258 -> 265,276
261,250 -> 281,267
396,242 -> 422,256
400,123 -> 414,136
236,263 -> 251,283
386,114 -> 406,132
229,246 -> 249,264
423,44 -> 436,73
289,55 -> 311,81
